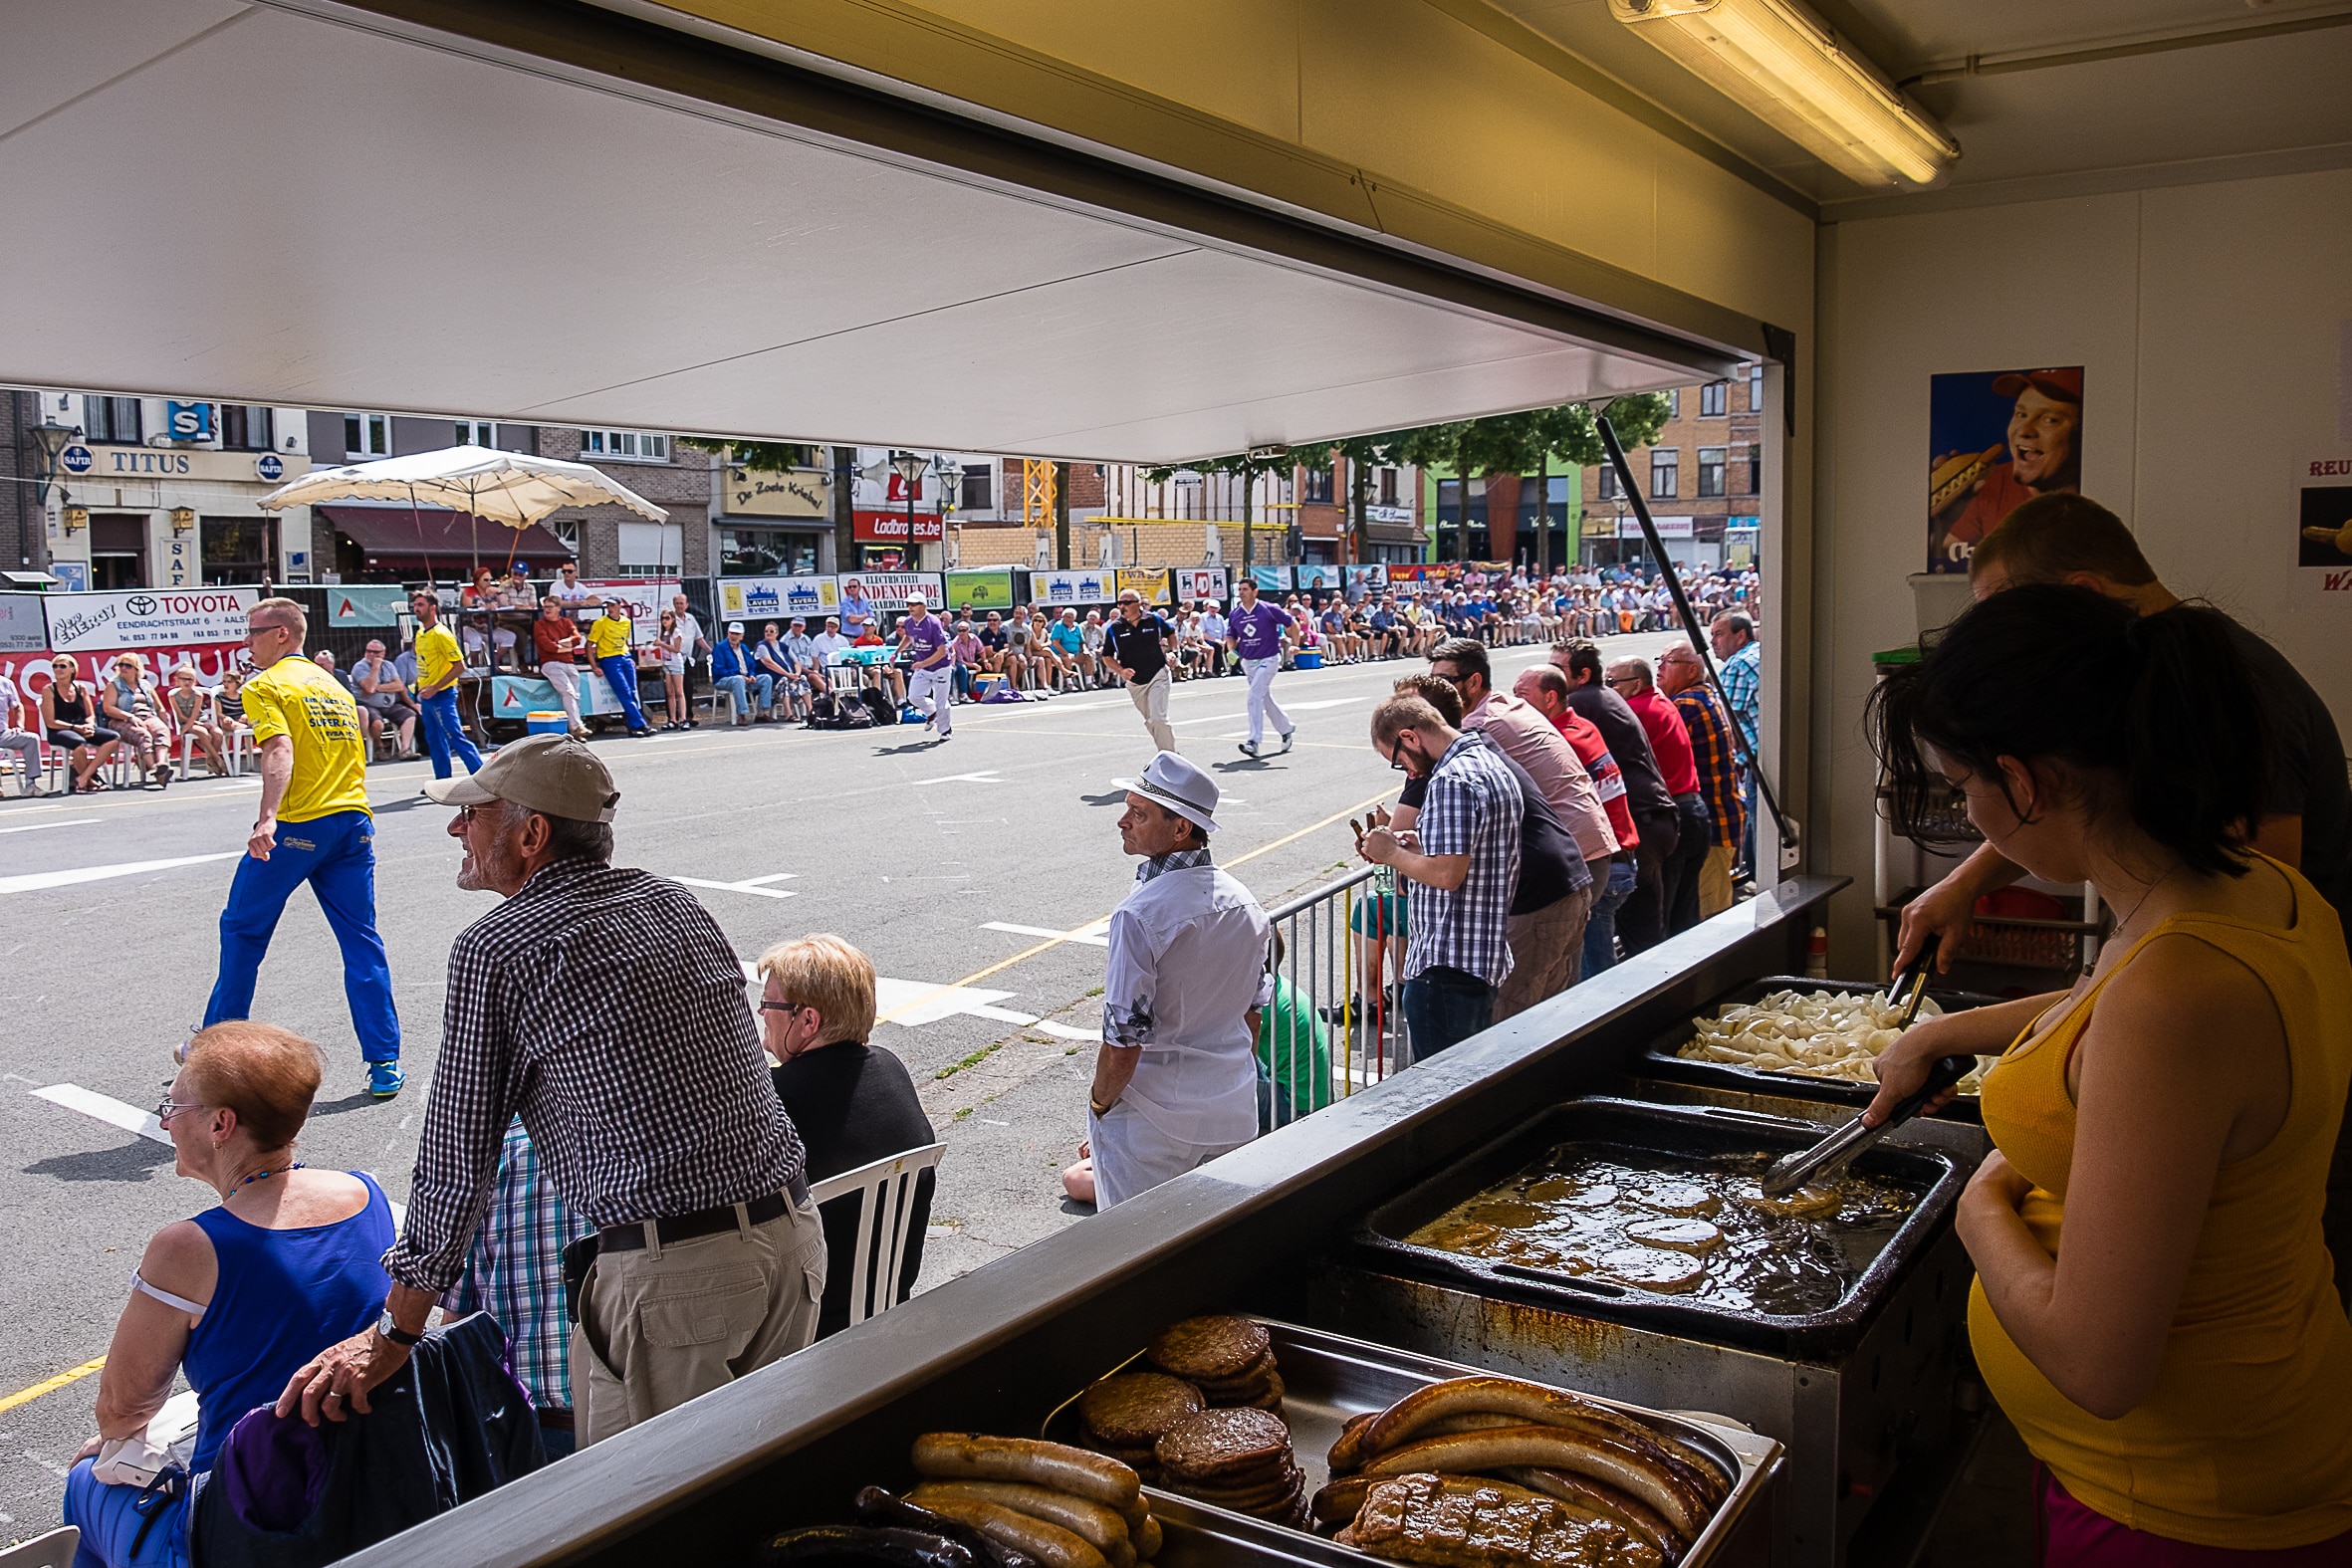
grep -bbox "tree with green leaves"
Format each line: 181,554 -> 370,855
1142,447 -> 1294,565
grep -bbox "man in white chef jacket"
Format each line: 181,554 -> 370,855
1089,753 -> 1275,1209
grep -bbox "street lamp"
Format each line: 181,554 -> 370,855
25,418 -> 80,568
889,451 -> 930,574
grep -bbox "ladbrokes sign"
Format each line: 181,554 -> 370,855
43,587 -> 259,653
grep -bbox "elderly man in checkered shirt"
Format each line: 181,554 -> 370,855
1358,692 -> 1523,1063
277,735 -> 823,1449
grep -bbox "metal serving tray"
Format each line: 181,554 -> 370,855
1631,975 -> 2003,1123
1350,1097 -> 1965,1358
1045,1318 -> 1780,1568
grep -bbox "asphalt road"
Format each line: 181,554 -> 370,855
0,628 -> 1680,1536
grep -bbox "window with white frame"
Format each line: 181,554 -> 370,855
581,429 -> 669,463
1698,446 -> 1727,498
1749,361 -> 1764,408
455,419 -> 497,447
1700,381 -> 1728,418
1650,447 -> 1679,499
84,396 -> 141,444
346,411 -> 391,458
960,464 -> 994,513
1597,463 -> 1621,500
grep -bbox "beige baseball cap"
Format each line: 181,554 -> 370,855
423,734 -> 620,822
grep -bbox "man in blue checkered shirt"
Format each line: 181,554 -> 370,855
442,1120 -> 591,1456
1711,611 -> 1762,876
1359,692 -> 1522,1062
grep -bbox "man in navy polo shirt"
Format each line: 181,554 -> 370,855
1227,575 -> 1294,759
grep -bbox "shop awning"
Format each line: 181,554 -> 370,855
318,505 -> 572,567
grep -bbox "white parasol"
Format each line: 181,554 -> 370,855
259,445 -> 669,581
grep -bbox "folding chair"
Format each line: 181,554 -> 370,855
807,1142 -> 948,1331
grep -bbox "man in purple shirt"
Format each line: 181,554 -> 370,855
1226,576 -> 1294,758
898,591 -> 954,741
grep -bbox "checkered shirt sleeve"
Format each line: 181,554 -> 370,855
1403,732 -> 1523,988
1718,644 -> 1762,758
384,859 -> 806,1294
1673,687 -> 1749,850
441,1119 -> 591,1412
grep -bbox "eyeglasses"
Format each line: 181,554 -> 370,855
154,1091 -> 208,1125
1388,736 -> 1414,774
1606,675 -> 1640,688
759,998 -> 811,1014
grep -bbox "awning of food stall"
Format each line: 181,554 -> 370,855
318,505 -> 573,569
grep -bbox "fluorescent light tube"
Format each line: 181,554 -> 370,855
1611,0 -> 1960,187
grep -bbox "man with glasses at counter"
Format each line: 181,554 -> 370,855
1357,692 -> 1522,1060
278,737 -> 823,1446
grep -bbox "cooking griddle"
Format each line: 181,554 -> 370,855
1351,1096 -> 1965,1357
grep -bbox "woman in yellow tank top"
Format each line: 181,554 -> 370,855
1865,584 -> 2352,1561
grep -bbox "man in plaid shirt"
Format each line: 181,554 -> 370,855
1659,643 -> 1749,922
1360,692 -> 1522,1062
1711,612 -> 1762,876
443,1120 -> 591,1456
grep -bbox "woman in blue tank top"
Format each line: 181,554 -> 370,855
63,1022 -> 393,1568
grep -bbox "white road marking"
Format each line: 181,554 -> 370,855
0,817 -> 101,834
915,770 -> 1004,784
983,920 -> 1111,948
30,1082 -> 409,1221
1034,1019 -> 1102,1041
0,853 -> 240,896
677,872 -> 800,900
33,1083 -> 168,1145
742,964 -> 1100,1040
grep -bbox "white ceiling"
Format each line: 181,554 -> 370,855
0,0 -> 1727,465
1494,0 -> 2352,212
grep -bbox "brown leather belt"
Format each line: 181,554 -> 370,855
596,1175 -> 810,1254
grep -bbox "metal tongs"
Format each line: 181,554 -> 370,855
1759,936 -> 1965,1198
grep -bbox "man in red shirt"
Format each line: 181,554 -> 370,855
1608,656 -> 1712,938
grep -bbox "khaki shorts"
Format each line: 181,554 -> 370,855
572,1194 -> 825,1446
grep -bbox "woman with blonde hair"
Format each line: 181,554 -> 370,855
655,607 -> 690,730
166,666 -> 229,778
103,652 -> 175,788
62,1020 -> 395,1568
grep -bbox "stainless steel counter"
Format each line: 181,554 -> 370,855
342,877 -> 1847,1568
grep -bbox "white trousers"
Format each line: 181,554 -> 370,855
541,660 -> 586,732
1127,670 -> 1175,752
1087,1101 -> 1248,1209
1243,656 -> 1290,747
909,664 -> 953,735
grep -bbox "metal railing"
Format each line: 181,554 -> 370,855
1259,865 -> 1410,1131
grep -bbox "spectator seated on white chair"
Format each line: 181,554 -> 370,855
62,1021 -> 396,1568
756,934 -> 941,1338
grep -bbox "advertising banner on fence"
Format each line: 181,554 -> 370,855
1170,566 -> 1229,603
1928,365 -> 2083,574
0,593 -> 50,653
1116,568 -> 1172,606
43,587 -> 259,654
327,585 -> 411,626
837,572 -> 944,615
1342,564 -> 1389,597
493,669 -> 631,720
1249,565 -> 1294,592
1028,568 -> 1117,606
575,578 -> 681,649
718,576 -> 838,623
1294,564 -> 1340,592
943,568 -> 1017,611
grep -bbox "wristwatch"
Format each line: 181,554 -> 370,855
376,1308 -> 422,1347
1089,1096 -> 1117,1117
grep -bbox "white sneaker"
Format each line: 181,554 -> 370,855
1278,731 -> 1295,755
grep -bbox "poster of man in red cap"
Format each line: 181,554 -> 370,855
1927,365 -> 2084,573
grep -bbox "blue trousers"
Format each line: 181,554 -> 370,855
597,655 -> 649,731
417,688 -> 484,780
1401,966 -> 1496,1064
205,808 -> 399,1063
65,1457 -> 190,1568
716,672 -> 772,718
1581,854 -> 1638,977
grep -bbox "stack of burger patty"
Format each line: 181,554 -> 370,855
1152,1408 -> 1306,1527
1075,1375 -> 1204,1482
1145,1317 -> 1283,1412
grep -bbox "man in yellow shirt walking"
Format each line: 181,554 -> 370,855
205,596 -> 404,1097
583,595 -> 654,736
408,588 -> 486,779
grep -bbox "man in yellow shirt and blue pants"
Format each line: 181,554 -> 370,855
205,596 -> 403,1097
584,596 -> 653,736
409,588 -> 485,779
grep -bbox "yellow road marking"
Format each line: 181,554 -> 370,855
0,1355 -> 107,1416
875,786 -> 1395,1026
